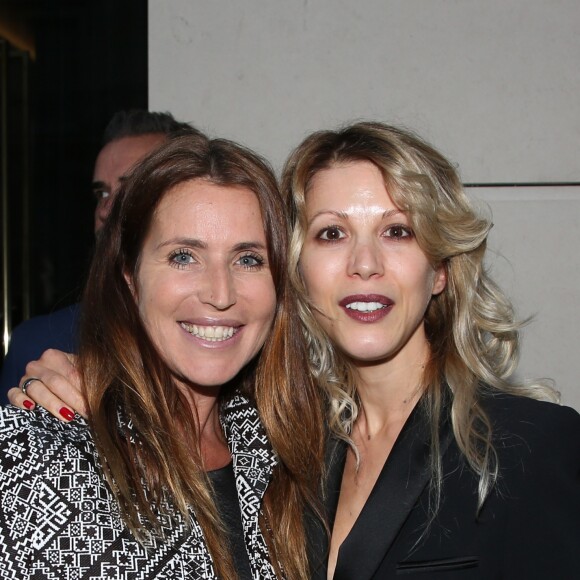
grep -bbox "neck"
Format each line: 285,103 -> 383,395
175,380 -> 230,470
351,334 -> 431,438
177,380 -> 222,429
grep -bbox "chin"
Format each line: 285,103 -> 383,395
192,371 -> 239,387
341,343 -> 397,364
172,363 -> 241,391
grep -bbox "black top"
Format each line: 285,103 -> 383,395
314,394 -> 580,579
208,462 -> 253,580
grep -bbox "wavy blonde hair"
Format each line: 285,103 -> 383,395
79,134 -> 325,579
282,121 -> 558,513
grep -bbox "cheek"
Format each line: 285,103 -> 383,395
423,268 -> 438,295
242,277 -> 277,325
412,268 -> 441,317
135,276 -> 185,325
260,287 -> 277,325
299,250 -> 326,297
402,252 -> 443,297
299,261 -> 314,294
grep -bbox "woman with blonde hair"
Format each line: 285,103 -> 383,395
282,121 -> 580,578
1,133 -> 325,579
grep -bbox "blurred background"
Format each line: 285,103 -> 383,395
0,0 -> 146,344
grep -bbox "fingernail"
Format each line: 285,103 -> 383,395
23,400 -> 34,410
59,407 -> 75,421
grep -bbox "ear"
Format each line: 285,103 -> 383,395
431,263 -> 447,296
124,270 -> 137,298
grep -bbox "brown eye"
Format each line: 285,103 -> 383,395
319,226 -> 345,241
92,189 -> 111,202
385,225 -> 412,240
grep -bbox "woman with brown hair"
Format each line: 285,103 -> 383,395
0,133 -> 325,579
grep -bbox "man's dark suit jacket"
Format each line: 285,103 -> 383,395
310,394 -> 580,579
0,304 -> 80,404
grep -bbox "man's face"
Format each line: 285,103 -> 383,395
92,133 -> 167,233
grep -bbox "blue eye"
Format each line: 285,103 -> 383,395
236,253 -> 264,269
170,250 -> 195,268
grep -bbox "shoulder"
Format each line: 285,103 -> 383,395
0,405 -> 92,460
482,392 -> 580,436
10,304 -> 81,342
0,305 -> 82,399
0,408 -> 132,577
475,394 -> 580,572
481,393 -> 580,472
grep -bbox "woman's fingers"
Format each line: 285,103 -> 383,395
9,349 -> 88,420
9,379 -> 77,421
7,385 -> 36,411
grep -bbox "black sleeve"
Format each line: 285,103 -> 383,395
502,402 -> 580,579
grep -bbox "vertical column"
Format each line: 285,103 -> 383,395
19,50 -> 30,321
0,39 -> 10,355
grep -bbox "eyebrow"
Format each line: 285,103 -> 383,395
382,208 -> 405,219
307,208 -> 404,224
308,210 -> 349,223
91,180 -> 109,191
156,238 -> 267,252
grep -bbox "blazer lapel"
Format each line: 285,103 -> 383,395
324,436 -> 349,529
309,436 -> 348,580
221,394 -> 278,579
333,403 -> 453,580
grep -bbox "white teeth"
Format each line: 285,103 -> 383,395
346,301 -> 386,312
180,323 -> 236,341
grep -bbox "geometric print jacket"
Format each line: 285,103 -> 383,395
0,393 -> 279,579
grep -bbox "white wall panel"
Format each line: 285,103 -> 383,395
149,0 -> 580,179
473,186 -> 580,410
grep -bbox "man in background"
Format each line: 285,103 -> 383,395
0,110 -> 201,403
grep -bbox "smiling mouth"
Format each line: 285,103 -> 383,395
346,301 -> 387,312
180,322 -> 237,342
339,294 -> 394,322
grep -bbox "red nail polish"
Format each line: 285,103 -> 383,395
59,407 -> 75,421
23,400 -> 34,410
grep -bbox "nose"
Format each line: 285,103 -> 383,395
198,264 -> 237,310
347,239 -> 384,280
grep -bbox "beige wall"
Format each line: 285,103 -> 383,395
149,0 -> 580,409
474,187 -> 580,409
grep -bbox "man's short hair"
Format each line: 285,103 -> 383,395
102,110 -> 202,145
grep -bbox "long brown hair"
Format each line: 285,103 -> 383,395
79,133 -> 325,578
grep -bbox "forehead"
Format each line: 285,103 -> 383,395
93,134 -> 167,183
306,161 -> 395,210
150,179 -> 266,240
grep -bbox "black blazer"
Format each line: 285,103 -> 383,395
310,394 -> 580,579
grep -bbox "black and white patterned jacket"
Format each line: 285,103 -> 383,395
0,394 -> 279,579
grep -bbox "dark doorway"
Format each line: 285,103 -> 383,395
1,0 -> 148,355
